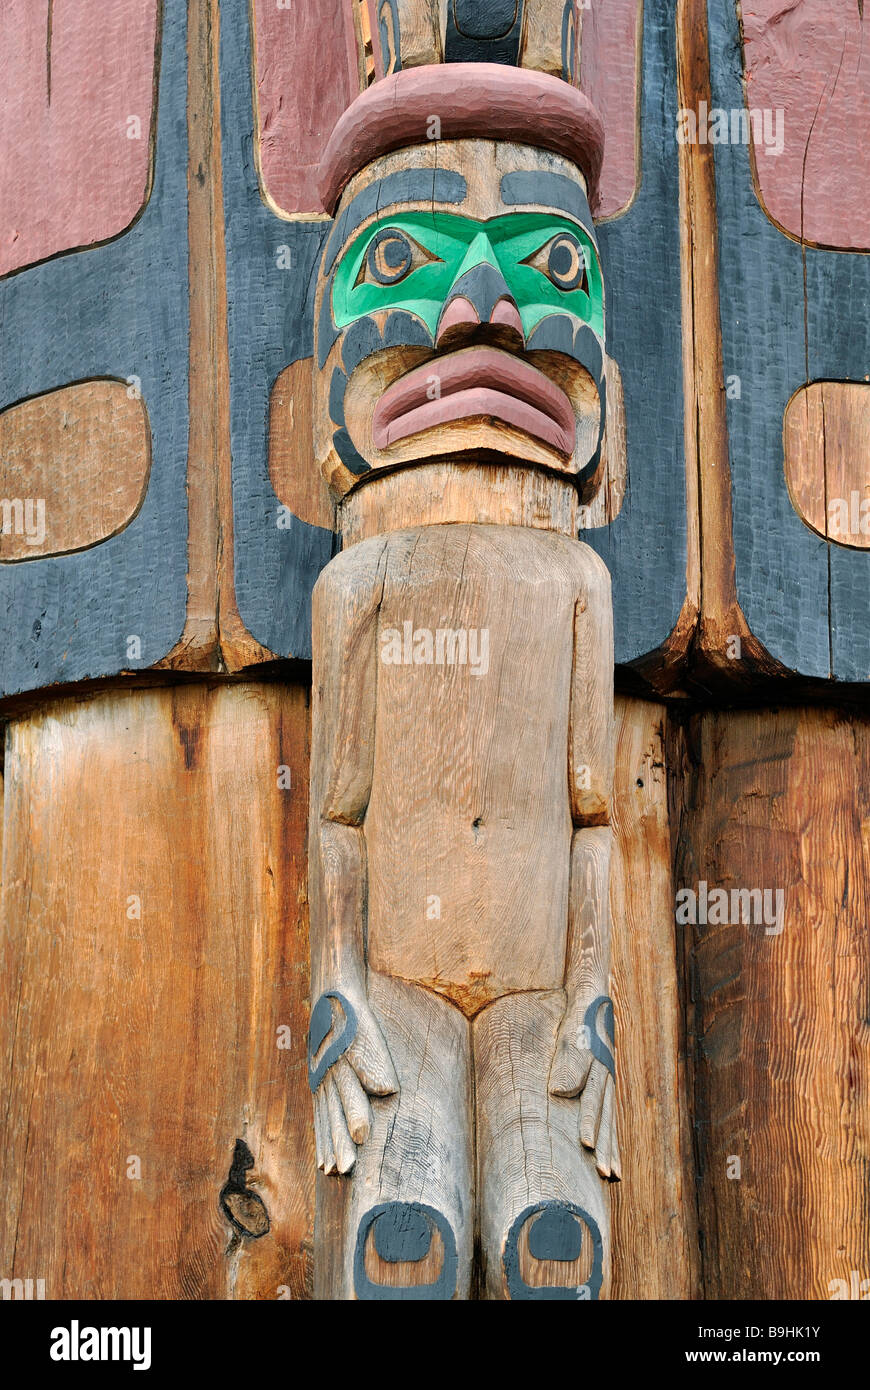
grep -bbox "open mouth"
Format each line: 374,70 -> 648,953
371,347 -> 576,457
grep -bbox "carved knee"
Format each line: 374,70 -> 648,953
353,1201 -> 459,1300
502,1200 -> 604,1301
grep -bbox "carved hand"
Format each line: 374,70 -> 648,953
549,992 -> 620,1181
307,987 -> 399,1175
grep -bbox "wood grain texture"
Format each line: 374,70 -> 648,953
609,695 -> 699,1299
0,681 -> 314,1299
672,706 -> 870,1298
158,0 -> 275,673
0,381 -> 150,562
741,0 -> 869,251
269,360 -> 336,533
673,0 -> 779,688
784,381 -> 870,550
0,0 -> 159,276
341,463 -> 579,545
308,519 -> 620,1295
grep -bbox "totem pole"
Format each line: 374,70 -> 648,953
306,29 -> 619,1300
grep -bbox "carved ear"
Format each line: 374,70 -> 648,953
580,354 -> 627,529
268,357 -> 337,533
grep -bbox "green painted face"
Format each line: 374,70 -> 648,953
332,210 -> 604,341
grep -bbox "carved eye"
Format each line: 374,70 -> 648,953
356,227 -> 438,287
525,232 -> 589,294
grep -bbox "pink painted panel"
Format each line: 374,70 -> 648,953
581,0 -> 641,220
741,0 -> 869,250
0,0 -> 159,276
254,0 -> 361,217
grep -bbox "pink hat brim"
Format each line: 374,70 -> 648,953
318,63 -> 604,216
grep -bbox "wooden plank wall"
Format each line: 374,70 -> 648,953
672,706 -> 870,1299
0,682 -> 313,1300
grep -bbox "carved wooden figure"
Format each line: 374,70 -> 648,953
306,49 -> 619,1300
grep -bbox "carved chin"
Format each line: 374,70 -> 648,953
342,345 -> 602,477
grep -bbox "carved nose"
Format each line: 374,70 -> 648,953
436,261 -> 525,351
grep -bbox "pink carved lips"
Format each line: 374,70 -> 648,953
371,347 -> 576,458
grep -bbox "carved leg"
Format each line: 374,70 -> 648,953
342,972 -> 473,1300
474,990 -> 611,1300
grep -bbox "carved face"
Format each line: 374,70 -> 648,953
314,140 -> 606,497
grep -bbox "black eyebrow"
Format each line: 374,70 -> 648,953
499,172 -> 598,248
323,169 -> 467,275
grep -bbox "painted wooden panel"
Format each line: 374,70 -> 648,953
252,0 -> 361,218
0,0 -> 159,277
0,682 -> 314,1299
0,1 -> 190,696
581,0 -> 641,221
784,382 -> 870,549
708,0 -> 870,682
0,381 -> 150,561
586,0 -> 687,666
741,0 -> 869,252
673,707 -> 870,1298
229,0 -> 685,669
222,0 -> 336,659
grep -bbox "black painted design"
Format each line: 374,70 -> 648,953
528,1205 -> 584,1261
354,1203 -> 458,1300
585,0 -> 687,664
328,368 -> 347,428
318,277 -> 341,369
561,0 -> 577,84
341,316 -> 387,377
583,994 -> 615,1078
381,311 -> 433,351
322,171 -> 467,279
333,428 -> 371,477
500,171 -> 598,248
445,0 -> 524,65
367,228 -> 413,285
526,317 -> 606,486
308,990 -> 358,1091
442,261 -> 517,326
504,1200 -> 603,1300
376,0 -> 402,75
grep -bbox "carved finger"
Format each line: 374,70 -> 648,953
346,1011 -> 399,1096
579,1059 -> 607,1151
608,1104 -> 622,1182
549,1039 -> 593,1098
334,1056 -> 372,1145
594,1075 -> 614,1179
314,1087 -> 333,1173
325,1073 -> 357,1174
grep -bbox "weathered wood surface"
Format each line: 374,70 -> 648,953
672,706 -> 870,1299
610,696 -> 699,1299
741,0 -> 869,251
0,381 -> 150,562
784,382 -> 870,550
0,682 -> 314,1299
0,0 -> 159,276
